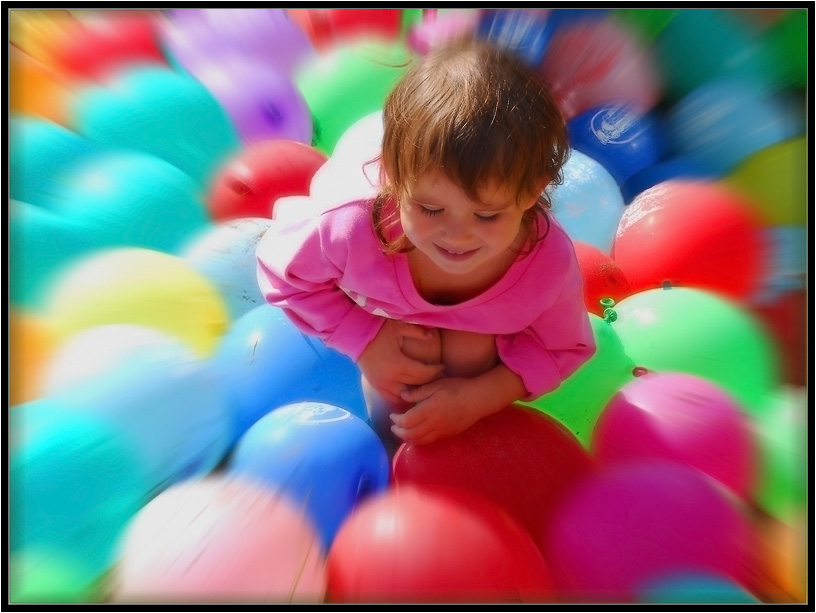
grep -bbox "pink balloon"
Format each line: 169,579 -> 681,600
114,476 -> 327,603
542,461 -> 757,603
591,372 -> 758,498
538,19 -> 662,120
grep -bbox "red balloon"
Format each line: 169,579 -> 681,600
393,405 -> 596,546
54,11 -> 166,81
207,140 -> 328,221
327,485 -> 554,603
287,9 -> 403,50
612,180 -> 769,300
573,241 -> 633,316
749,288 -> 807,386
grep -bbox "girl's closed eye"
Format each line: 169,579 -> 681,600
475,213 -> 500,223
418,205 -> 443,217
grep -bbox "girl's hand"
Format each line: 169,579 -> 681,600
357,319 -> 444,404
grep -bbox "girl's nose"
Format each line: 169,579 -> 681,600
443,217 -> 472,241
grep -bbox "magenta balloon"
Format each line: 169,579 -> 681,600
591,372 -> 758,498
538,19 -> 662,120
193,60 -> 312,146
160,9 -> 315,77
542,461 -> 756,603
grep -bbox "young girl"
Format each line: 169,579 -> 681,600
257,38 -> 595,449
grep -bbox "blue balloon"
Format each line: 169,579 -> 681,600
228,401 -> 390,548
568,104 -> 662,186
72,65 -> 241,186
182,218 -> 273,322
548,149 -> 625,254
664,77 -> 805,176
213,304 -> 368,448
477,9 -> 552,66
9,401 -> 150,583
636,571 -> 759,604
619,156 -> 716,203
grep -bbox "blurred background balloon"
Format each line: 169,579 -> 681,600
407,8 -> 479,55
9,47 -> 78,127
476,9 -> 553,66
548,149 -> 625,254
212,304 -> 367,449
287,8 -> 404,51
207,140 -> 328,221
113,476 -> 328,604
181,218 -> 273,322
635,572 -> 759,605
9,309 -> 58,407
611,8 -> 678,44
612,181 -> 770,301
619,156 -> 716,204
228,402 -> 390,549
759,8 -> 807,90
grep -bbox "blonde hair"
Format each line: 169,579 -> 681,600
372,37 -> 569,253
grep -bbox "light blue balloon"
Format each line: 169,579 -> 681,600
71,65 -> 242,186
548,149 -> 626,254
664,77 -> 805,177
228,401 -> 390,549
9,401 -> 150,584
751,225 -> 808,302
636,571 -> 759,604
213,304 -> 368,448
182,217 -> 273,322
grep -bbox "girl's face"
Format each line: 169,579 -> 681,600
399,170 -> 538,276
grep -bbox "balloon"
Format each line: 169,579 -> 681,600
113,476 -> 327,603
9,46 -> 78,127
612,180 -> 769,300
160,9 -> 315,78
9,402 -> 150,586
608,286 -> 780,414
522,314 -> 637,447
44,247 -> 230,357
49,10 -> 166,81
760,8 -> 807,90
654,8 -> 791,101
754,511 -> 807,603
751,225 -> 807,301
327,486 -> 554,603
192,59 -> 312,146
287,8 -> 403,50
9,309 -> 57,406
34,327 -> 230,496
548,149 -> 625,254
296,39 -> 415,155
208,140 -> 328,221
393,404 -> 596,545
724,137 -> 807,227
181,218 -> 273,322
591,372 -> 758,498
611,8 -> 678,44
8,9 -> 79,66
212,305 -> 367,447
619,156 -> 716,204
571,242 -> 633,316
538,18 -> 662,120
9,550 -> 101,604
750,385 -> 807,518
663,77 -> 805,177
567,104 -> 662,186
636,572 -> 759,604
407,9 -> 479,55
228,402 -> 390,549
476,9 -> 553,66
71,65 -> 241,186
541,461 -> 757,602
748,287 -> 807,387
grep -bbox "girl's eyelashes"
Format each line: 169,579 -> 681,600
418,205 -> 443,217
475,213 -> 500,223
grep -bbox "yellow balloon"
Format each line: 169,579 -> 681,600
9,309 -> 58,406
724,137 -> 806,227
8,9 -> 80,66
45,248 -> 230,357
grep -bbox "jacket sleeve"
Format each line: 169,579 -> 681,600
256,213 -> 385,361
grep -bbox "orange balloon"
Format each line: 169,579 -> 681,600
8,9 -> 80,65
753,512 -> 806,603
9,47 -> 77,127
9,309 -> 58,406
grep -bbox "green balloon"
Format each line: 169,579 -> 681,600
296,39 -> 416,155
10,550 -> 100,604
761,9 -> 807,90
522,314 -> 637,447
751,386 -> 807,518
612,9 -> 678,44
609,287 -> 780,414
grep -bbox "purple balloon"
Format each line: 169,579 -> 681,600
160,9 -> 315,77
193,59 -> 312,146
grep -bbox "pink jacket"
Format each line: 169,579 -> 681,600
257,197 -> 595,398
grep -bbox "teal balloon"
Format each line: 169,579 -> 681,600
9,402 -> 150,586
9,151 -> 211,311
523,314 -> 636,447
72,65 -> 241,186
8,116 -> 105,210
609,286 -> 780,414
636,571 -> 759,604
654,8 -> 785,101
296,39 -> 415,155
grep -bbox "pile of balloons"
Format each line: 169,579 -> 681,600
9,8 -> 806,604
